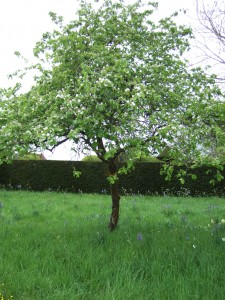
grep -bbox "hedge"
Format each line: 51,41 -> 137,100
0,160 -> 224,196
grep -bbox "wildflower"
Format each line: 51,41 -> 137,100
222,238 -> 225,242
193,244 -> 196,249
185,235 -> 190,241
137,232 -> 143,241
180,215 -> 187,224
221,219 -> 225,224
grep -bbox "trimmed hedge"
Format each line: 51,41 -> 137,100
0,160 -> 224,196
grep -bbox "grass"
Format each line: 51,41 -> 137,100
0,190 -> 225,299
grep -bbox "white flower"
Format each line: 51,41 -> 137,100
193,245 -> 196,249
222,238 -> 225,242
221,219 -> 225,224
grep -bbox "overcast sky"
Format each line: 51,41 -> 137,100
0,0 -> 209,160
0,0 -> 198,88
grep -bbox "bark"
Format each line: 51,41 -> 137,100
108,181 -> 120,231
108,161 -> 120,231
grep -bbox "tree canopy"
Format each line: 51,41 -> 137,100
0,0 -> 224,229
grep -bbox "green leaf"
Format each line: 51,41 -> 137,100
1,0 -> 223,191
73,168 -> 81,178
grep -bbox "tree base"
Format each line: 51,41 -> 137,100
108,217 -> 118,231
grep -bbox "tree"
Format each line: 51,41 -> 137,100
195,0 -> 225,83
82,155 -> 102,162
1,0 -> 224,230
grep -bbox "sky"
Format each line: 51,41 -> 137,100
0,0 -> 209,160
0,0 -> 198,88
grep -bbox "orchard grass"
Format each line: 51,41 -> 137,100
1,190 -> 225,299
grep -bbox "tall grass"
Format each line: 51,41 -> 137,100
0,190 -> 225,299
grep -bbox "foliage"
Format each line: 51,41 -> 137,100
0,0 -> 224,228
135,155 -> 161,163
0,0 -> 223,170
0,160 -> 224,196
16,152 -> 45,160
82,155 -> 102,162
72,167 -> 82,178
82,154 -> 161,163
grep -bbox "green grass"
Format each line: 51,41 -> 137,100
0,190 -> 225,299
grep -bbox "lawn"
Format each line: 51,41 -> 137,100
0,190 -> 225,299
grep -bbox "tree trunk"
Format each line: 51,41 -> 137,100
109,181 -> 120,231
108,161 -> 120,231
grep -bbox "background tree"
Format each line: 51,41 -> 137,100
1,0 -> 224,230
194,0 -> 225,153
195,0 -> 225,84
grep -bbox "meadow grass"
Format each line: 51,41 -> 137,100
0,190 -> 225,299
